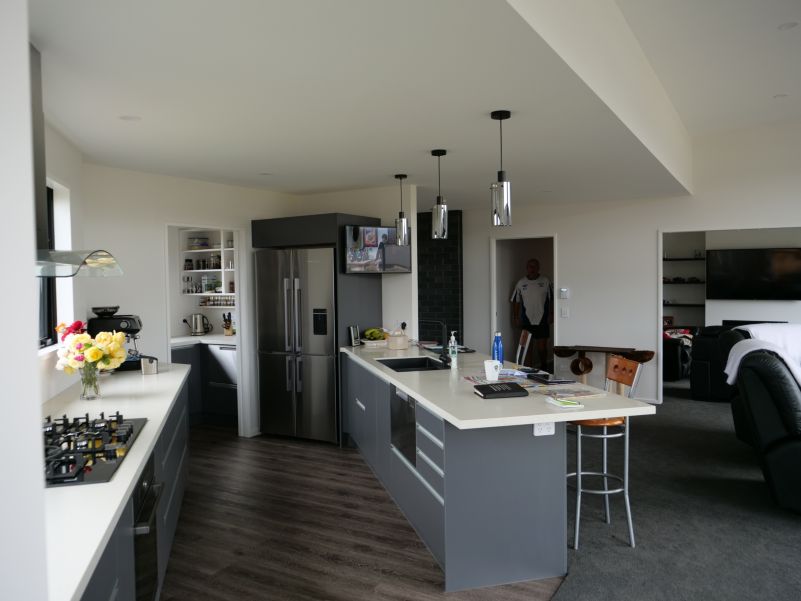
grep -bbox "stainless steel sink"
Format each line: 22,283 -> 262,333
376,357 -> 447,372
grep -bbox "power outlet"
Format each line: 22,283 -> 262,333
533,422 -> 555,436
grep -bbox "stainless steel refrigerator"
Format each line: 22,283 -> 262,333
256,248 -> 337,443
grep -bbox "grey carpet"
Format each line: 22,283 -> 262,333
553,395 -> 801,601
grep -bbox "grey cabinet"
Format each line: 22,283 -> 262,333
204,344 -> 238,424
82,381 -> 189,601
171,345 -> 203,424
154,383 -> 190,587
341,356 -> 569,592
81,500 -> 135,601
172,343 -> 238,425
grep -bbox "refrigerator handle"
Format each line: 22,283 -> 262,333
294,277 -> 302,352
285,356 -> 292,392
296,356 -> 303,393
283,278 -> 291,351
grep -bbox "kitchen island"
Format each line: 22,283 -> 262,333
42,364 -> 190,601
340,345 -> 655,592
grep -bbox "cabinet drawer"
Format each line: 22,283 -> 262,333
416,402 -> 443,441
416,423 -> 444,469
416,447 -> 445,498
156,404 -> 188,484
389,447 -> 444,567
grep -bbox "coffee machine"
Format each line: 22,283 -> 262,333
87,307 -> 143,371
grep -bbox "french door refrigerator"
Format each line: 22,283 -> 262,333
256,248 -> 337,443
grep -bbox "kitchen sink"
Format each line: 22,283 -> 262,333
376,357 -> 447,372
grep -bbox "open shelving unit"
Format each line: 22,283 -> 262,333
180,228 -> 237,308
662,233 -> 707,329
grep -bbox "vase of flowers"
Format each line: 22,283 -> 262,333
55,321 -> 128,399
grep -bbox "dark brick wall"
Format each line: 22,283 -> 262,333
416,210 -> 463,345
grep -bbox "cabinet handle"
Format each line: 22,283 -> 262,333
294,278 -> 302,352
355,399 -> 366,412
284,278 -> 291,351
133,483 -> 163,536
217,345 -> 236,351
296,356 -> 303,393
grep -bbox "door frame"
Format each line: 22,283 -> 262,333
164,222 -> 258,438
488,233 -> 558,356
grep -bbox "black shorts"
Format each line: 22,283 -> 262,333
523,322 -> 549,339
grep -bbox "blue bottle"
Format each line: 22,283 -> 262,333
492,331 -> 504,364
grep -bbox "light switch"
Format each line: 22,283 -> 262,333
560,306 -> 569,318
559,287 -> 569,299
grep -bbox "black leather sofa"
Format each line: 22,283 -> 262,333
663,336 -> 692,381
690,326 -> 740,402
733,348 -> 801,513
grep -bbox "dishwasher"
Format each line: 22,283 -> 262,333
390,386 -> 416,466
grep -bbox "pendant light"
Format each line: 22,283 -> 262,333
490,110 -> 512,226
394,173 -> 409,246
431,149 -> 448,239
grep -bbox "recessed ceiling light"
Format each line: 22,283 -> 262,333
778,22 -> 798,31
773,93 -> 789,99
258,172 -> 272,176
118,115 -> 141,121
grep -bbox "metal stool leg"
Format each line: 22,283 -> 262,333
573,425 -> 582,550
602,425 -> 611,524
623,418 -> 636,548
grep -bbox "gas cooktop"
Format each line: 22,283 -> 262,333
43,412 -> 147,487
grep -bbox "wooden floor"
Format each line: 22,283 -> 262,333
161,425 -> 562,601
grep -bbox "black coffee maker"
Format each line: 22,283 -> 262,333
87,306 -> 143,371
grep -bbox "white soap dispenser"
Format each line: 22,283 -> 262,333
448,330 -> 458,369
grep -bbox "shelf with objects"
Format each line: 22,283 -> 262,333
177,227 -> 239,335
662,233 -> 707,330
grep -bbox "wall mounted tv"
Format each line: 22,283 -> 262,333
706,248 -> 801,300
344,225 -> 412,274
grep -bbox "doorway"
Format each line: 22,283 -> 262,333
493,237 -> 555,370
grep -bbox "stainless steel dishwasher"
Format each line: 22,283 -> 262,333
390,386 -> 416,466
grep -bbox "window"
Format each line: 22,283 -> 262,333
38,186 -> 57,348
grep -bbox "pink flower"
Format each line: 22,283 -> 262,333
75,354 -> 85,362
76,343 -> 84,350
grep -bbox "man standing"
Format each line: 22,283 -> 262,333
511,258 -> 553,370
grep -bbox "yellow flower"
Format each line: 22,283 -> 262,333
68,357 -> 83,369
113,347 -> 127,361
64,366 -> 75,375
94,332 -> 113,349
113,331 -> 126,345
70,333 -> 92,349
107,341 -> 120,354
84,346 -> 104,363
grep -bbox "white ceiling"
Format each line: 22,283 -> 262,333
29,0 -> 688,208
616,0 -> 801,137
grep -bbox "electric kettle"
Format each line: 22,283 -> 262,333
184,313 -> 213,336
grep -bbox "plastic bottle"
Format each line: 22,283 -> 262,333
449,330 -> 458,369
492,331 -> 504,364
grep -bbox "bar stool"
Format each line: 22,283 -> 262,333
515,330 -> 532,367
567,354 -> 642,550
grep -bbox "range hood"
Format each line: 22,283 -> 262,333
36,250 -> 123,278
30,45 -> 123,278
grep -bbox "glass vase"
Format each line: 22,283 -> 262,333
79,365 -> 101,400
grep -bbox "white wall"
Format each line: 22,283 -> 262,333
506,0 -> 692,192
705,227 -> 801,326
1,2 -> 49,597
286,185 -> 419,338
463,119 -> 801,402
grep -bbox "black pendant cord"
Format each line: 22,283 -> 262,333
437,155 -> 442,197
499,119 -> 504,172
399,178 -> 403,213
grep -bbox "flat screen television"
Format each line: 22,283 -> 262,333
344,225 -> 412,274
706,248 -> 801,300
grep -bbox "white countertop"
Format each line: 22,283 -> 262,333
42,364 -> 190,601
341,346 -> 656,429
171,333 -> 237,346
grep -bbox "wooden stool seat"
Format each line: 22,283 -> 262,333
571,417 -> 625,428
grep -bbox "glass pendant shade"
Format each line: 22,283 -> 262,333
489,110 -> 512,227
430,149 -> 448,240
432,197 -> 448,239
395,214 -> 409,246
490,175 -> 511,227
